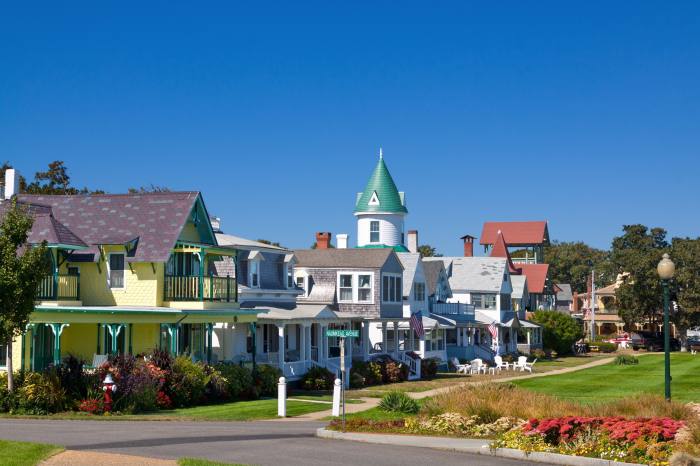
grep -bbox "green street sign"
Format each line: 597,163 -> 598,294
325,329 -> 359,338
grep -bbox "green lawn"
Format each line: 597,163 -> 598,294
0,439 -> 63,466
150,398 -> 330,421
514,353 -> 700,403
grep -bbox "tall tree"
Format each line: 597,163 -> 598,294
0,201 -> 50,391
670,236 -> 700,344
418,244 -> 442,257
611,225 -> 669,328
24,161 -> 103,195
543,241 -> 612,292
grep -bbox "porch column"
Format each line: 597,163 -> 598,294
457,327 -> 462,346
106,324 -> 124,355
300,324 -> 307,361
381,322 -> 388,354
250,322 -> 257,372
527,329 -> 531,345
409,322 -> 415,353
362,321 -> 370,361
464,328 -> 469,346
167,324 -> 179,355
206,323 -> 214,364
48,323 -> 69,366
321,325 -> 328,362
393,321 -> 399,359
419,335 -> 426,356
277,324 -> 285,368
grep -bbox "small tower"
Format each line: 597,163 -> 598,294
354,149 -> 408,250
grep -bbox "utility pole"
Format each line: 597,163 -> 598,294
590,270 -> 597,342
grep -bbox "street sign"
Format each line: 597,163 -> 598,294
325,329 -> 359,338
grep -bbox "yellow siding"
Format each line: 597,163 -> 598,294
132,324 -> 161,354
74,245 -> 164,307
61,324 -> 98,361
178,222 -> 202,243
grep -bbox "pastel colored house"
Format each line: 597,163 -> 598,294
2,185 -> 258,373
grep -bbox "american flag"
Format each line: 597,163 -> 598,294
410,312 -> 424,338
488,322 -> 498,339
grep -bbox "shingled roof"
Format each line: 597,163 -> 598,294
17,192 -> 204,263
354,156 -> 407,214
295,248 -> 398,269
480,221 -> 549,246
0,200 -> 86,248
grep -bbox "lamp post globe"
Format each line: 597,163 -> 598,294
657,253 -> 676,280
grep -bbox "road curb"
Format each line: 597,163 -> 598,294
316,428 -> 644,466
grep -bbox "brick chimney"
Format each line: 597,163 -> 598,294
316,232 -> 332,249
407,230 -> 418,254
461,234 -> 475,257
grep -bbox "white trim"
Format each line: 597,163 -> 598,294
336,271 -> 375,304
381,272 -> 402,304
294,271 -> 309,297
368,191 -> 380,206
106,252 -> 126,290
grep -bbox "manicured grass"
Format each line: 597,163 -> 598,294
178,458 -> 247,466
151,398 -> 330,421
514,353 -> 700,403
288,395 -> 363,404
0,439 -> 63,466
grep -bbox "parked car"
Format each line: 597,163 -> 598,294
686,336 -> 700,352
630,331 -> 681,351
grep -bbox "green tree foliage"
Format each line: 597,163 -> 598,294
24,161 -> 104,194
543,241 -> 612,293
418,244 -> 442,257
0,163 -> 28,192
670,237 -> 700,340
127,185 -> 170,193
611,225 -> 669,328
256,239 -> 283,248
530,310 -> 583,355
0,201 -> 50,391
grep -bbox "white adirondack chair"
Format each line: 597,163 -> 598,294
522,358 -> 537,373
514,355 -> 528,371
494,355 -> 510,371
470,358 -> 486,374
451,357 -> 471,374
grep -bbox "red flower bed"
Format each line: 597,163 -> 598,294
524,416 -> 684,443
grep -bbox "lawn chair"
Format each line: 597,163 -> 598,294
514,355 -> 528,371
494,355 -> 510,371
450,357 -> 471,374
522,358 -> 537,373
470,358 -> 486,374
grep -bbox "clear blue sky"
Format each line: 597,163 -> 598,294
2,2 -> 698,255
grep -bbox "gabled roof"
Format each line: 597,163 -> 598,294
18,192 -> 205,263
295,248 -> 399,269
396,252 -> 421,297
216,233 -> 289,252
424,256 -> 508,293
489,230 -> 521,274
354,156 -> 407,214
517,263 -> 550,294
510,275 -> 528,300
0,200 -> 87,249
556,283 -> 573,301
422,259 -> 445,295
480,221 -> 549,246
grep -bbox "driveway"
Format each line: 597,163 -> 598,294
0,419 -> 539,466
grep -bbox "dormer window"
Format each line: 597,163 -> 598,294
286,263 -> 294,288
368,191 -> 380,206
249,260 -> 260,288
370,221 -> 380,243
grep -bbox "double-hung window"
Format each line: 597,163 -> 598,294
472,293 -> 497,309
414,282 -> 426,302
370,221 -> 380,243
108,253 -> 125,289
249,260 -> 260,288
338,272 -> 374,303
382,274 -> 402,303
286,264 -> 294,288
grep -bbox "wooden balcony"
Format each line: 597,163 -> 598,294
37,274 -> 80,301
164,274 -> 237,302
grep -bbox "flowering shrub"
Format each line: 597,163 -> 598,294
405,413 -> 522,437
493,416 -> 685,465
155,391 -> 172,409
78,397 -> 103,414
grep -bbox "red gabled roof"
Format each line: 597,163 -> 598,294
517,263 -> 549,294
489,230 -> 521,274
480,221 -> 549,246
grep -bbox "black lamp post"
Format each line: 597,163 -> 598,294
656,253 -> 675,401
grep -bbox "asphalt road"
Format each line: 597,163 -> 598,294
0,419 -> 541,466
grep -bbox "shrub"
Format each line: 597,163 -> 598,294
614,354 -> 639,365
169,356 -> 208,408
300,366 -> 335,391
253,364 -> 281,398
381,360 -> 408,384
378,391 -> 420,414
530,311 -> 583,355
350,361 -> 383,387
99,354 -> 166,413
531,349 -> 547,360
202,365 -> 228,404
215,363 -> 253,400
57,354 -> 90,402
17,371 -> 66,414
597,342 -> 617,353
421,358 -> 439,379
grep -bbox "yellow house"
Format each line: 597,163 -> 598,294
4,191 -> 260,372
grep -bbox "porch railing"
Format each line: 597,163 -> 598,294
37,274 -> 80,300
432,302 -> 475,320
164,274 -> 236,302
